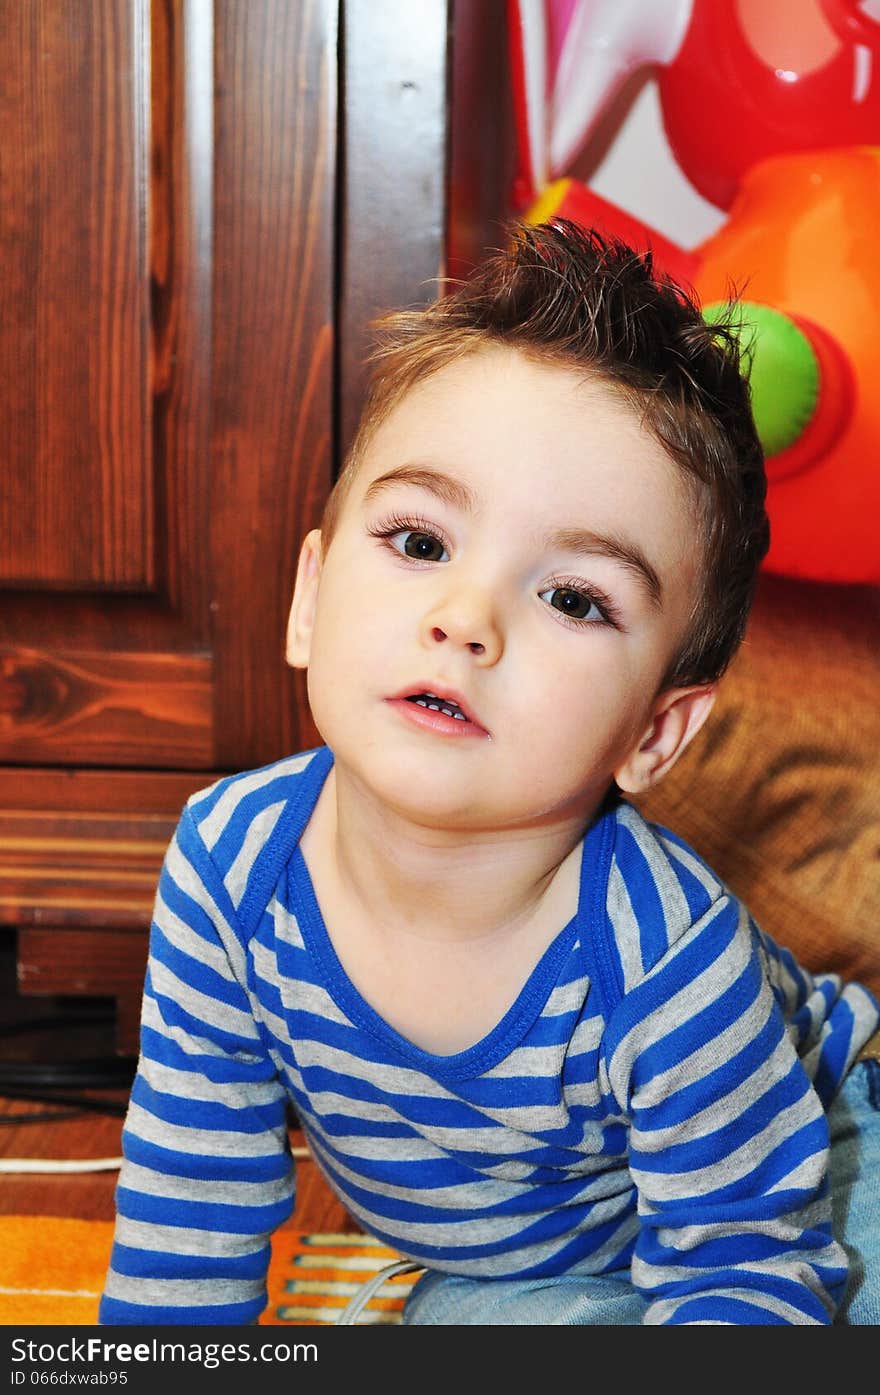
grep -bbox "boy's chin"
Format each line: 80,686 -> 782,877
327,740 -> 494,823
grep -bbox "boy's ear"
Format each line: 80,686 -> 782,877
285,528 -> 324,670
614,683 -> 717,796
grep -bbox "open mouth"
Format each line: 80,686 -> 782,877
405,691 -> 471,722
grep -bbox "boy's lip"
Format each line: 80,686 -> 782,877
387,683 -> 489,734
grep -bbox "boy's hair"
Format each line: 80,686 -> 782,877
322,219 -> 769,688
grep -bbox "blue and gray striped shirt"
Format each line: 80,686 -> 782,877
99,745 -> 879,1325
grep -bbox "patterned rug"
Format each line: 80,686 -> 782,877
263,1230 -> 415,1325
0,1217 -> 414,1326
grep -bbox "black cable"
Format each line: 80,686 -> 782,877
0,1004 -> 132,1121
0,1108 -> 82,1124
0,1059 -> 136,1089
0,1086 -> 128,1118
0,1010 -> 114,1039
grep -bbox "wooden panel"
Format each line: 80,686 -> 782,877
1,760 -> 203,1053
1,821 -> 169,929
336,0 -> 516,460
209,0 -> 336,768
0,0 -> 345,773
0,0 -> 218,770
0,763 -> 212,931
17,927 -> 147,996
17,928 -> 149,1054
0,0 -> 214,658
447,0 -> 517,282
0,0 -> 152,589
148,0 -> 214,631
338,0 -> 451,461
0,645 -> 211,767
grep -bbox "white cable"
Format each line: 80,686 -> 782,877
0,1157 -> 123,1173
0,1145 -> 312,1174
336,1259 -> 424,1325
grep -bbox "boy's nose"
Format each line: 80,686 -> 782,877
429,626 -> 486,655
420,588 -> 503,663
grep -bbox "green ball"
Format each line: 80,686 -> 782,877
703,300 -> 819,457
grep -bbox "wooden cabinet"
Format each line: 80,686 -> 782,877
0,0 -> 513,1051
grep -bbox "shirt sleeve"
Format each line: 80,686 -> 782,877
602,894 -> 849,1325
99,806 -> 295,1325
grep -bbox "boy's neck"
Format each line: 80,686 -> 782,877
307,761 -> 599,944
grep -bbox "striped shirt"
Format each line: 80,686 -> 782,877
99,745 -> 879,1326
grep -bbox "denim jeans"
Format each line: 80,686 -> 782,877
403,1060 -> 880,1326
829,1058 -> 880,1323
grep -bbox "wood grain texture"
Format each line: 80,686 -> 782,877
0,762 -> 214,1049
17,928 -> 149,1052
0,645 -> 212,766
447,0 -> 517,282
148,0 -> 214,634
0,765 -> 215,1039
0,0 -> 336,771
0,1098 -> 129,1222
0,813 -> 170,931
1,0 -> 338,1032
0,763 -> 215,812
0,0 -> 152,588
210,0 -> 337,767
0,766 -> 213,928
338,0 -> 451,461
0,0 -> 218,772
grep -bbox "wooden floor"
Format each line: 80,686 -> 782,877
0,929 -> 358,1234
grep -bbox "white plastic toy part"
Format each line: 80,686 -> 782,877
550,0 -> 693,172
512,0 -> 693,187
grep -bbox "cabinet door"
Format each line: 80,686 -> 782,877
0,0 -> 336,1045
1,0 -> 334,773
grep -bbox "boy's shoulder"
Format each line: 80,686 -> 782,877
176,745 -> 332,925
611,798 -> 727,907
184,745 -> 329,834
601,796 -> 735,980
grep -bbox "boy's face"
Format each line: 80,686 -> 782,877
288,346 -> 714,834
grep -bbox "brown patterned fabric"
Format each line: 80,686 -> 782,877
635,573 -> 880,996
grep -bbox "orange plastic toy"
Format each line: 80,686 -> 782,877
530,149 -> 880,584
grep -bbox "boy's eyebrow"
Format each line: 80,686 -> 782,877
362,464 -> 477,515
362,463 -> 663,607
544,527 -> 663,608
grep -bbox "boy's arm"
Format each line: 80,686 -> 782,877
605,897 -> 849,1325
99,806 -> 295,1325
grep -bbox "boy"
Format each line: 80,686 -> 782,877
100,221 -> 880,1326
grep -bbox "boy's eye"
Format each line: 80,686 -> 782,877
390,529 -> 449,563
539,585 -> 608,625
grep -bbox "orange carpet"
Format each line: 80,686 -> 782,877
0,1217 -> 413,1326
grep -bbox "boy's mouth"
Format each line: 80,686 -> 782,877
387,684 -> 490,736
405,691 -> 470,722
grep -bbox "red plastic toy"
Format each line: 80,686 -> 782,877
507,0 -> 880,583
